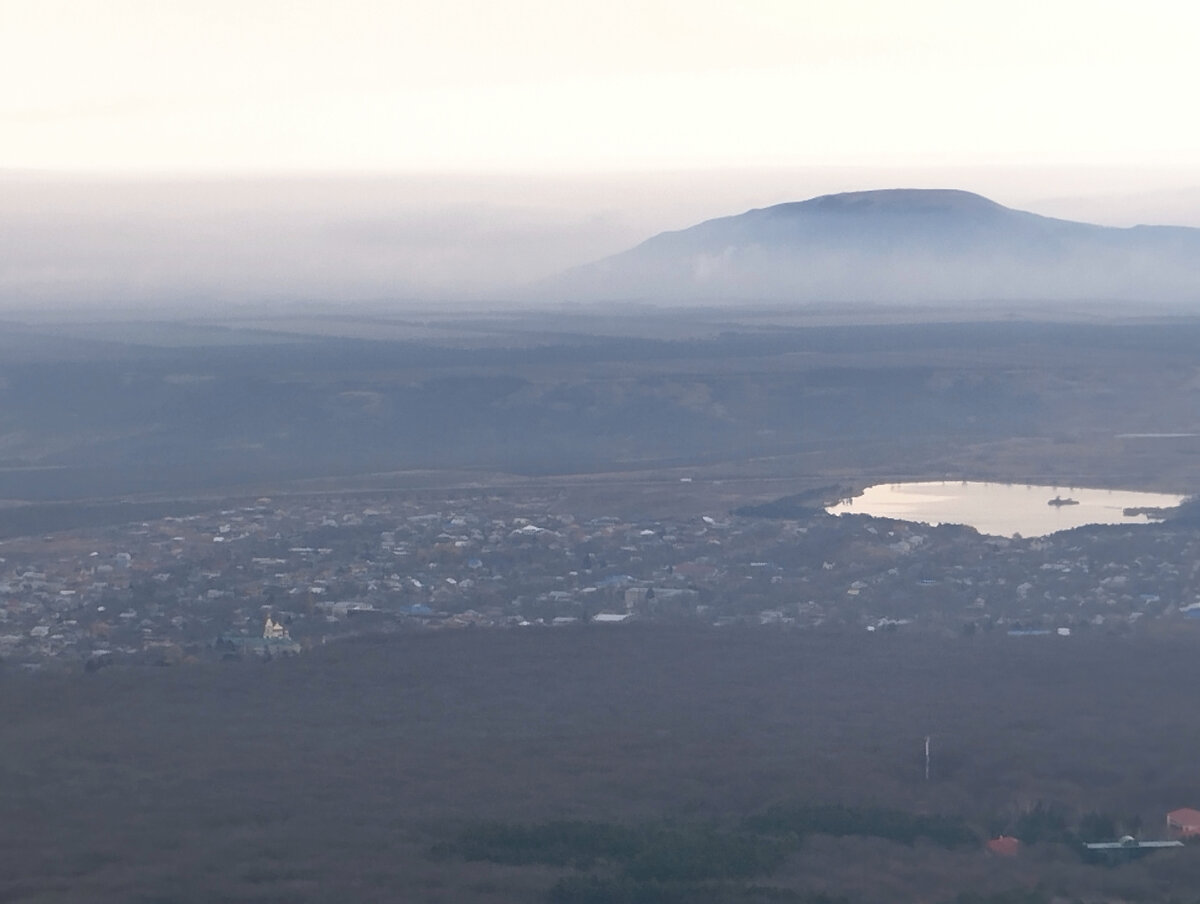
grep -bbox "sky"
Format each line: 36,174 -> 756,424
4,1 -> 1200,306
5,0 -> 1200,173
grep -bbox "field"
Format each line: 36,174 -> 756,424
3,311 -> 1200,507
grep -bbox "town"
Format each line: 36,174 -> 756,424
3,486 -> 1199,670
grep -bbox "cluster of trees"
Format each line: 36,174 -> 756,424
1166,496 -> 1200,526
441,818 -> 788,879
437,801 -> 1160,902
986,801 -> 1142,847
744,804 -> 978,849
547,876 -> 850,904
731,486 -> 852,519
438,805 -> 983,902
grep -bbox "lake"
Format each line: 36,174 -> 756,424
826,481 -> 1186,538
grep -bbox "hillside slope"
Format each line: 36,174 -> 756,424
6,627 -> 1200,902
545,189 -> 1200,305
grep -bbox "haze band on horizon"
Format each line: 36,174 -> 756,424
5,1 -> 1200,311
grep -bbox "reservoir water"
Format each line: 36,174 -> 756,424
826,481 -> 1186,538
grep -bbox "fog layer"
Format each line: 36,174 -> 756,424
4,168 -> 1200,311
549,189 -> 1200,306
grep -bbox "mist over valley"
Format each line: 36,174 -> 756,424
8,173 -> 1200,313
551,189 -> 1200,306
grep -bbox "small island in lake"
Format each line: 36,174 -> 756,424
1048,495 -> 1080,507
1123,505 -> 1173,519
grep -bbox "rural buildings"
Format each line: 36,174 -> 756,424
1167,807 -> 1200,837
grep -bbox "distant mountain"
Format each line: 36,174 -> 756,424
543,189 -> 1200,306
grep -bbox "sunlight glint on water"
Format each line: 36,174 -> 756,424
826,482 -> 1186,538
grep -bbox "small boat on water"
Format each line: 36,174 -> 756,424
1048,495 -> 1079,507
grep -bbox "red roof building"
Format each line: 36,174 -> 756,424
986,836 -> 1021,857
1167,808 -> 1200,837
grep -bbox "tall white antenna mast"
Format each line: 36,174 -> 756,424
925,735 -> 931,782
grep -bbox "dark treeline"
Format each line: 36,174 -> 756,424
437,807 -> 974,902
744,804 -> 978,848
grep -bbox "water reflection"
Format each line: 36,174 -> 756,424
826,481 -> 1185,538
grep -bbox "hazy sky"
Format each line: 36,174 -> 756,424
4,0 -> 1200,174
5,1 -> 1200,309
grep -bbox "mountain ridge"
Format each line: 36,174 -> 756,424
544,189 -> 1200,306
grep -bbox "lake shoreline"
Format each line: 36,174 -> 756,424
826,481 -> 1186,538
